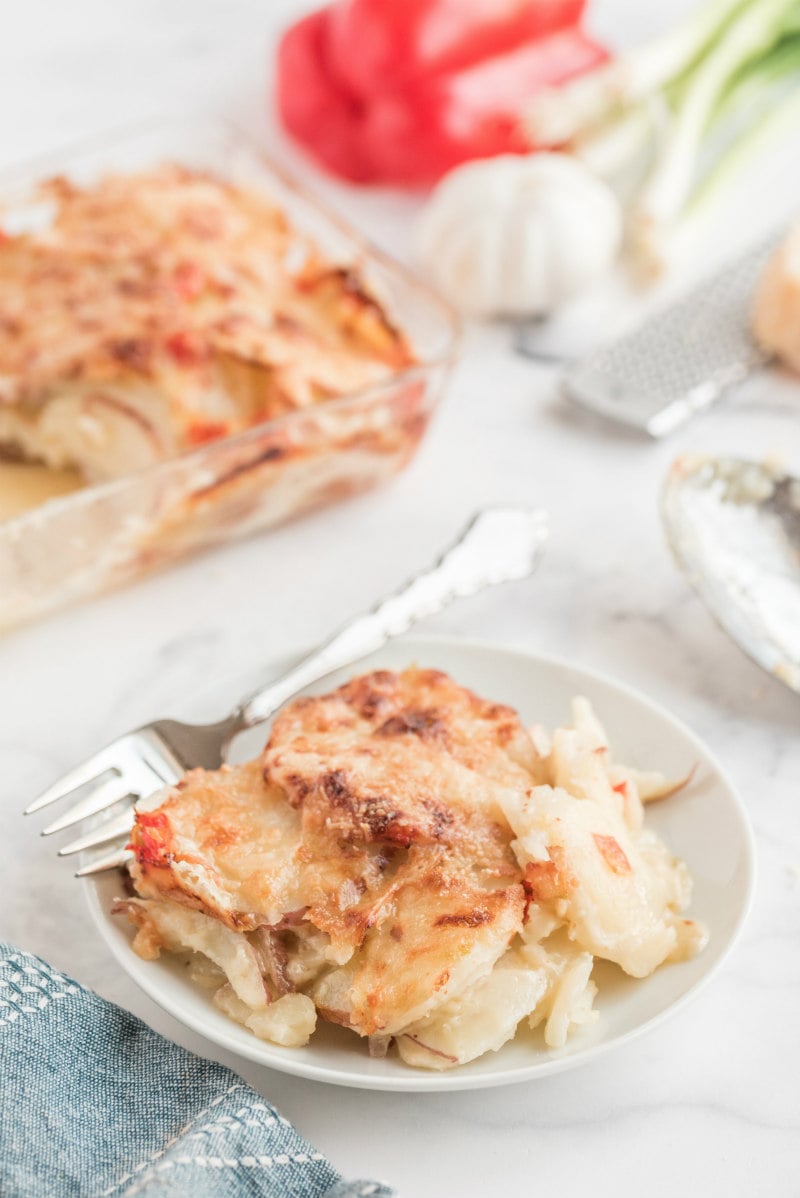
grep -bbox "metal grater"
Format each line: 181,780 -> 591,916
563,235 -> 780,437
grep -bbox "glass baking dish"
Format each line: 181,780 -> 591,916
0,118 -> 459,631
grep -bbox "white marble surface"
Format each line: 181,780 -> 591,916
2,2 -> 800,1194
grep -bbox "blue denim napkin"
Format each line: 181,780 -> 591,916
0,943 -> 393,1198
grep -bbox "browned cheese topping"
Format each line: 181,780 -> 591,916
0,166 -> 413,478
126,668 -> 546,1036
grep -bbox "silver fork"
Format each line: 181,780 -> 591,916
26,506 -> 548,875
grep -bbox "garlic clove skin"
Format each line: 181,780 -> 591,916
416,153 -> 623,318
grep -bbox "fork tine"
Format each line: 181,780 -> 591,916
58,809 -> 135,857
41,776 -> 134,836
76,847 -> 132,877
25,749 -> 119,815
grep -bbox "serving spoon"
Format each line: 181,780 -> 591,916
662,454 -> 800,694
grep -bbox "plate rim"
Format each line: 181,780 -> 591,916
84,633 -> 757,1092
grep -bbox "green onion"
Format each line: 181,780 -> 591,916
571,98 -> 668,200
713,31 -> 800,122
663,38 -> 800,268
631,0 -> 800,272
522,0 -> 800,282
523,0 -> 751,145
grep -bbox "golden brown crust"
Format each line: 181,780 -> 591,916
123,669 -> 546,1032
264,667 -> 546,838
0,165 -> 414,476
313,850 -> 525,1036
262,669 -> 544,907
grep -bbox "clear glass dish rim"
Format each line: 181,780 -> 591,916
0,113 -> 461,534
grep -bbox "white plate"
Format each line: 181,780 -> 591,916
85,636 -> 755,1092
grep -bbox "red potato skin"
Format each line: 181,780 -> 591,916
593,834 -> 632,877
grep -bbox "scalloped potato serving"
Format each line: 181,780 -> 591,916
113,668 -> 707,1070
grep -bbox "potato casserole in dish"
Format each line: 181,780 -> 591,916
0,120 -> 457,629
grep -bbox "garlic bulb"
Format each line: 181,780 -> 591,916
416,153 -> 622,318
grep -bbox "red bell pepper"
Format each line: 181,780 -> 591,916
325,0 -> 588,99
275,1 -> 607,188
358,28 -> 608,185
277,9 -> 371,182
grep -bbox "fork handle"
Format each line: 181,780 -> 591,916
238,506 -> 548,728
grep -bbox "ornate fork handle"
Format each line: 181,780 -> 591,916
238,506 -> 548,728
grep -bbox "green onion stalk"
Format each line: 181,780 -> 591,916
631,0 -> 800,273
526,0 -> 800,277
